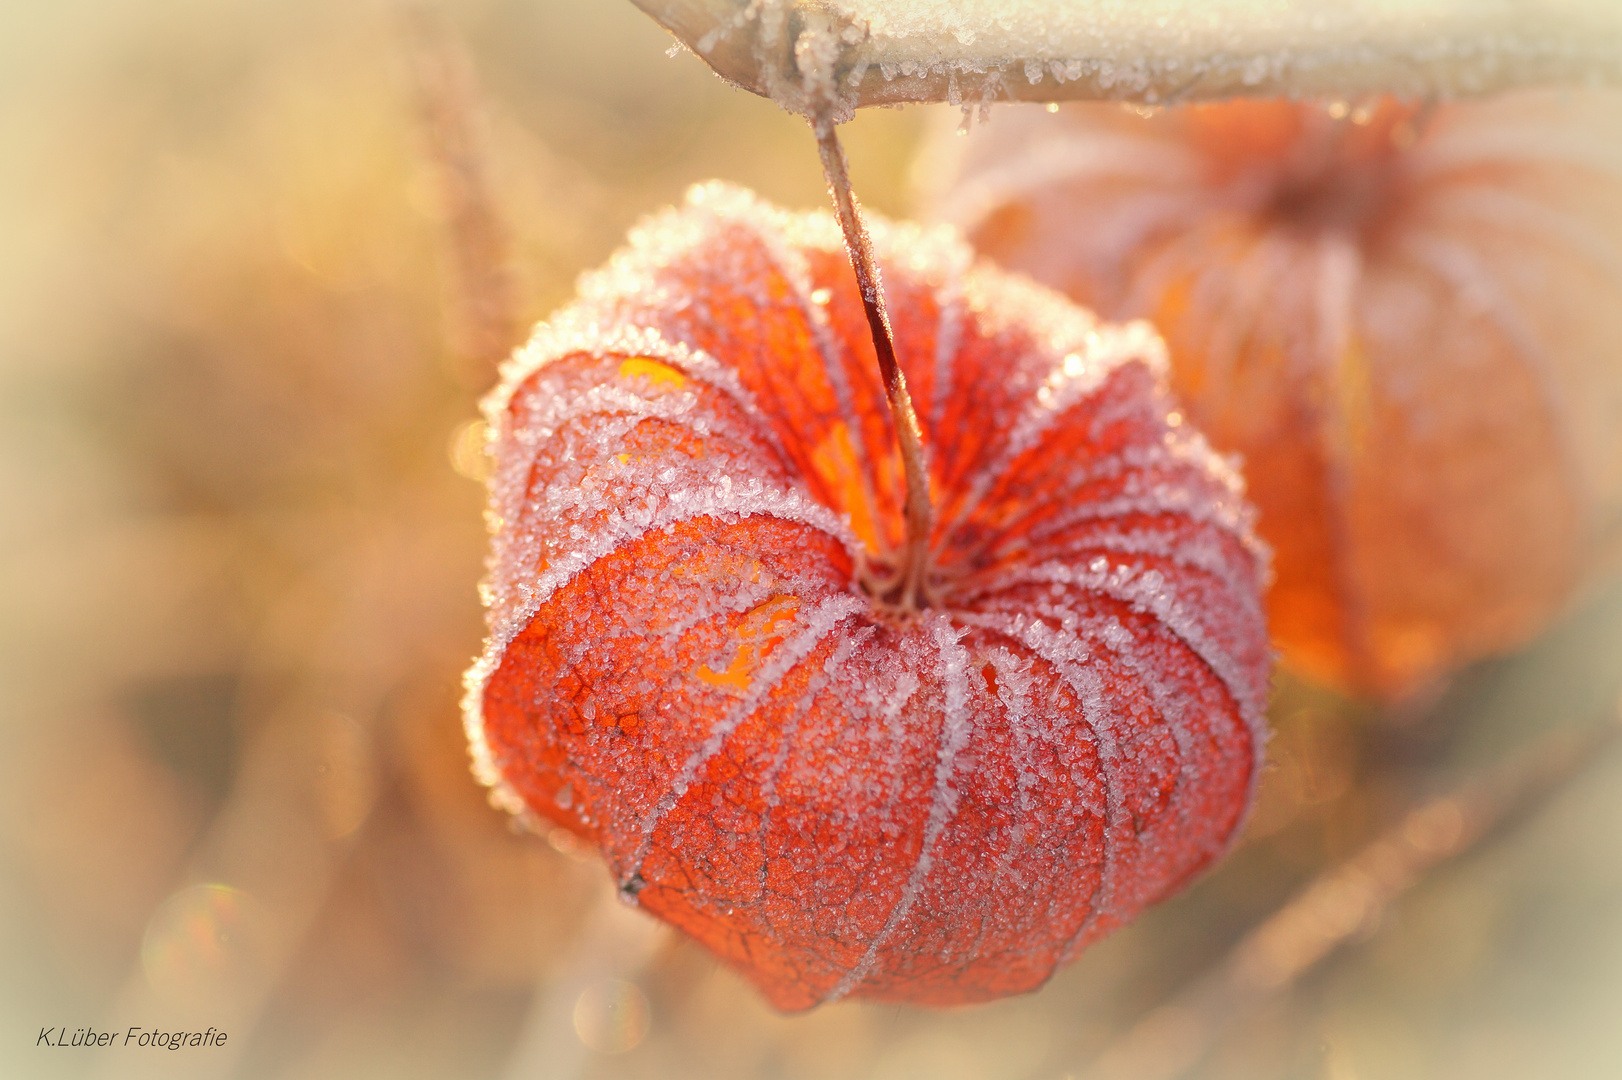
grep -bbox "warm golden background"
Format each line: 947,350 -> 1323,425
2,2 -> 1620,1079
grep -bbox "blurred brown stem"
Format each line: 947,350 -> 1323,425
1080,705 -> 1622,1080
400,4 -> 518,371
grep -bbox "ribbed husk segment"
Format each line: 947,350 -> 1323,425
464,183 -> 1272,1009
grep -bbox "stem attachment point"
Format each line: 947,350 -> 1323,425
813,119 -> 935,614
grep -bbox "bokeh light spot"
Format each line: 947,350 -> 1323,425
141,883 -> 270,1006
448,418 -> 492,482
572,978 -> 650,1054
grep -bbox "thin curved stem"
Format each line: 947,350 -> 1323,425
814,118 -> 935,612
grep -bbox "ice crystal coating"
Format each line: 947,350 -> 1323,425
465,182 -> 1272,1009
928,90 -> 1622,697
633,0 -> 1622,122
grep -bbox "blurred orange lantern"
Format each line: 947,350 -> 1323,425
931,90 -> 1622,697
464,183 -> 1271,1009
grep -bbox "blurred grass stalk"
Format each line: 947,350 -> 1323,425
1083,705 -> 1622,1080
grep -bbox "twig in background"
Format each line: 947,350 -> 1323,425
399,2 -> 519,372
91,711 -> 381,1080
1077,700 -> 1622,1080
